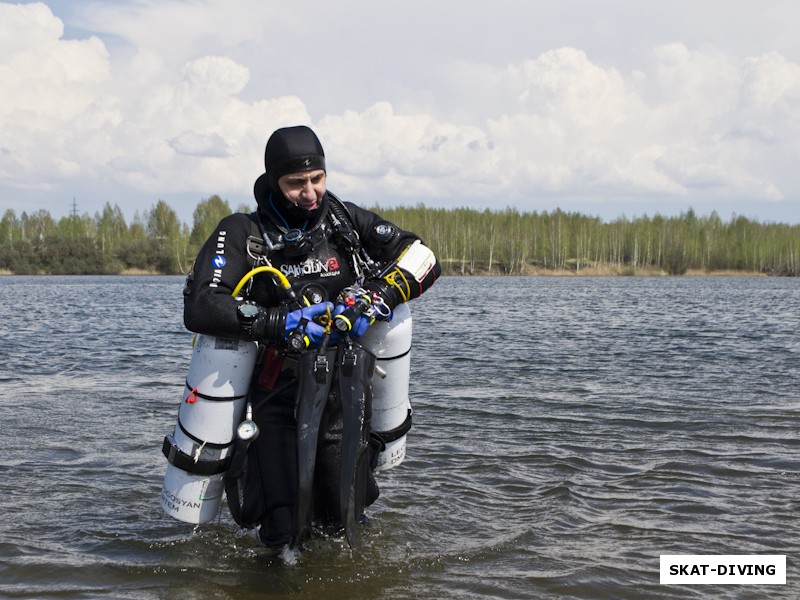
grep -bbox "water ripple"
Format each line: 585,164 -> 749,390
0,276 -> 798,599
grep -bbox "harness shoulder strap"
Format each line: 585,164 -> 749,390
327,193 -> 381,277
246,213 -> 274,265
327,193 -> 361,253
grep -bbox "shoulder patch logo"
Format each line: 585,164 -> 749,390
373,222 -> 397,243
213,255 -> 227,269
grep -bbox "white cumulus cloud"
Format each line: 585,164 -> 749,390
1,0 -> 799,223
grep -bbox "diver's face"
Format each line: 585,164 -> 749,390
278,169 -> 327,211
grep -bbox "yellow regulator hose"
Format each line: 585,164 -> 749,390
231,266 -> 293,299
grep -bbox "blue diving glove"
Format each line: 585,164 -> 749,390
285,302 -> 334,350
332,303 -> 373,339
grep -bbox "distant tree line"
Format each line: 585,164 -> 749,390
0,196 -> 247,275
0,199 -> 797,276
374,205 -> 800,276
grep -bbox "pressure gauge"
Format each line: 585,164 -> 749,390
237,419 -> 259,442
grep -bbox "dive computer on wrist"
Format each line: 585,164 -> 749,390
237,301 -> 261,338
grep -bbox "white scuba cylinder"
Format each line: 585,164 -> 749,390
359,302 -> 413,472
161,334 -> 258,523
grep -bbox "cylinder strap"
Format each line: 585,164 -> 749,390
375,347 -> 411,362
184,380 -> 249,402
176,417 -> 233,449
162,435 -> 232,476
374,409 -> 412,444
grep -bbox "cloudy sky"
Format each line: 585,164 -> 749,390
2,0 -> 800,226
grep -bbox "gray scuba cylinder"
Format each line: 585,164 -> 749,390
358,302 -> 413,471
161,334 -> 258,523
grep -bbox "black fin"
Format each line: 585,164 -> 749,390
337,343 -> 376,547
293,348 -> 336,547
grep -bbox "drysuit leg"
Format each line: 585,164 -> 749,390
248,374 -> 299,549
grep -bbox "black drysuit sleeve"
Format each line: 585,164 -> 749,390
183,212 -> 263,338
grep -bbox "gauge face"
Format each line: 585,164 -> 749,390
237,302 -> 260,319
237,420 -> 259,441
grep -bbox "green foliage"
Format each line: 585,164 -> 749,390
0,236 -> 105,274
1,209 -> 20,243
21,209 -> 56,240
43,237 -> 107,274
147,200 -> 181,240
96,202 -> 128,256
0,200 -> 797,276
115,237 -> 163,271
0,240 -> 41,274
145,200 -> 187,274
190,195 -> 233,249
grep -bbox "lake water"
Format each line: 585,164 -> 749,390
0,275 -> 798,599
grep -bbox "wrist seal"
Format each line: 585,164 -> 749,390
251,307 -> 286,343
364,279 -> 401,315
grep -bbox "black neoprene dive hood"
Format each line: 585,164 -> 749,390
253,125 -> 329,227
264,125 -> 326,192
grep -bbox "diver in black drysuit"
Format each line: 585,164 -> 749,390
183,126 -> 440,549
